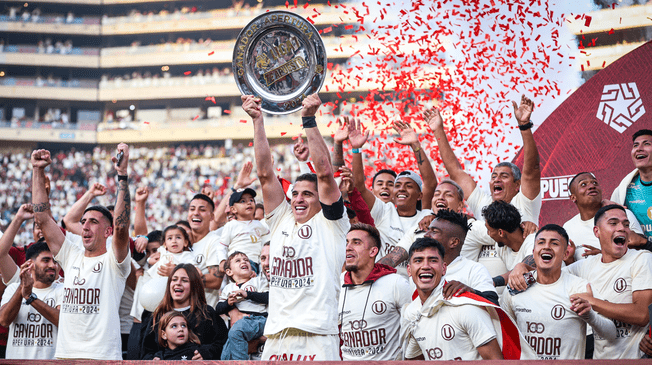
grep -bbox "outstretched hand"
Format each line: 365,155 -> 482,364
333,117 -> 350,144
423,108 -> 444,132
511,94 -> 534,126
392,121 -> 419,148
235,161 -> 258,189
346,116 -> 369,149
111,143 -> 129,175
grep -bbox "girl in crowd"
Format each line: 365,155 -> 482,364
153,311 -> 202,360
139,264 -> 228,359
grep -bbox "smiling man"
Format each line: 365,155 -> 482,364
612,129 -> 652,246
242,94 -> 350,361
564,172 -> 646,260
500,224 -> 616,360
566,205 -> 652,359
31,145 -> 131,360
339,223 -> 411,360
400,237 -> 505,361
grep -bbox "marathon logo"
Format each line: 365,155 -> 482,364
540,175 -> 574,201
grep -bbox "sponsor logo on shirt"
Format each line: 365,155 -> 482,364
613,277 -> 627,293
628,199 -> 645,204
550,305 -> 565,320
441,324 -> 455,341
515,307 -> 532,313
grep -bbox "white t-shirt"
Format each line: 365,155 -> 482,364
220,275 -> 268,314
445,256 -> 496,294
402,300 -> 497,360
497,233 -> 535,271
264,200 -> 349,335
566,249 -> 652,359
146,250 -> 196,279
1,282 -> 63,359
191,230 -> 223,307
339,272 -> 411,360
460,220 -> 508,295
218,219 -> 270,263
500,271 -> 605,360
563,210 -> 644,261
54,235 -> 131,360
369,197 -> 409,262
467,187 -> 542,224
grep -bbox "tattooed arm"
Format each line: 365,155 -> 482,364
204,265 -> 224,290
31,150 -> 65,257
377,246 -> 408,268
112,143 -> 131,262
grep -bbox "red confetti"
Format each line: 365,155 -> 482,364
184,71 -> 191,75
143,121 -> 149,124
192,115 -> 199,121
281,132 -> 287,136
208,51 -> 214,56
248,142 -> 253,147
323,26 -> 333,34
204,179 -> 210,184
224,110 -> 231,114
584,16 -> 591,27
239,119 -> 247,123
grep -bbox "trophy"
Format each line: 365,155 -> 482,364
233,10 -> 328,115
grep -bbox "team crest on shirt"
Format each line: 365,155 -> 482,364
243,285 -> 255,292
297,225 -> 312,239
371,300 -> 387,315
27,312 -> 42,322
195,254 -> 205,265
44,298 -> 56,307
441,324 -> 455,340
613,278 -> 627,293
92,262 -> 103,273
551,305 -> 565,320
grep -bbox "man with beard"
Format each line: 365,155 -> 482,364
564,172 -> 646,260
0,241 -> 63,359
566,205 -> 652,359
500,225 -> 616,360
339,223 -> 411,360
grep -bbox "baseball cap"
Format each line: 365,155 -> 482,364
229,188 -> 257,206
395,170 -> 423,191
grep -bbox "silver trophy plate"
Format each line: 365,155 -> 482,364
233,10 -> 328,115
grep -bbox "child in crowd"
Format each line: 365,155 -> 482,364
147,225 -> 195,278
216,251 -> 269,360
219,188 -> 269,273
152,311 -> 202,360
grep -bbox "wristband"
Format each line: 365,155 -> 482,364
518,121 -> 534,130
492,275 -> 506,287
301,116 -> 317,129
352,148 -> 361,154
136,235 -> 149,242
117,174 -> 128,181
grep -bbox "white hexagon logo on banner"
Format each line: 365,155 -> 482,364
596,82 -> 645,133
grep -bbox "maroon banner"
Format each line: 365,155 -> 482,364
514,41 -> 652,226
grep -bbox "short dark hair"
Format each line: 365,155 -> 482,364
83,205 -> 113,228
434,209 -> 471,234
174,220 -> 190,230
568,172 -> 595,193
482,200 -> 521,233
349,223 -> 381,251
632,129 -> 652,142
191,194 -> 215,211
106,205 -> 115,212
26,239 -> 50,261
162,225 -> 191,250
372,169 -> 397,184
594,204 -> 626,226
224,251 -> 249,278
408,237 -> 445,261
255,203 -> 264,211
147,230 -> 163,244
295,173 -> 318,186
536,224 -> 569,246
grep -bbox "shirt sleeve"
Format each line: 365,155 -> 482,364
466,187 -> 493,220
626,209 -> 645,235
0,283 -> 18,306
2,268 -> 19,286
499,290 -> 517,322
205,232 -> 224,268
395,276 -> 413,309
403,333 -> 423,359
631,252 -> 652,292
459,305 -> 498,348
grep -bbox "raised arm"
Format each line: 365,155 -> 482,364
302,94 -> 340,205
392,121 -> 437,209
62,182 -> 107,235
424,108 -> 477,200
331,117 -> 349,169
512,95 -> 540,200
31,150 -> 65,257
242,95 -> 285,213
0,204 -> 33,283
347,116 -> 376,209
133,186 -> 149,236
213,161 -> 258,229
112,143 -> 131,262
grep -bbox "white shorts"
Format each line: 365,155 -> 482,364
262,328 -> 340,361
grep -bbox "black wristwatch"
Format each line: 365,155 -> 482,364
25,293 -> 37,305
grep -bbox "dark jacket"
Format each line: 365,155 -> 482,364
153,342 -> 202,360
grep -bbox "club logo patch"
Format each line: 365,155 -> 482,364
441,324 -> 455,340
613,277 -> 627,293
551,305 -> 565,320
371,300 -> 387,315
298,225 -> 312,239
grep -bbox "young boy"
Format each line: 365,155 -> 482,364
216,251 -> 269,360
218,188 -> 270,273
